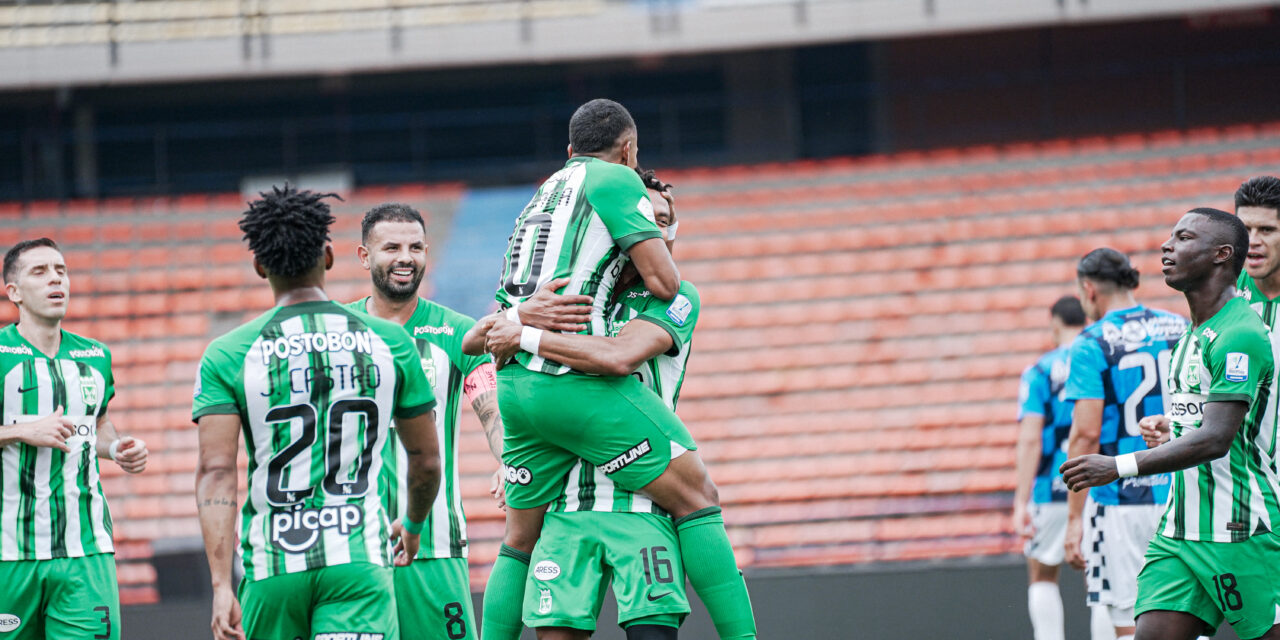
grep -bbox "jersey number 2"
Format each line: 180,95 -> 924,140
1118,350 -> 1172,437
264,399 -> 380,506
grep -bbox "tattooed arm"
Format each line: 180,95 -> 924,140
195,413 -> 245,640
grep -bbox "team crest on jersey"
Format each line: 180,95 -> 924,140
538,589 -> 553,615
1182,361 -> 1200,389
1239,288 -> 1253,301
665,295 -> 692,327
1226,352 -> 1250,383
79,378 -> 98,405
420,358 -> 437,387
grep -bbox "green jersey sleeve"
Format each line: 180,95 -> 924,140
192,340 -> 241,421
583,161 -> 662,252
437,306 -> 488,378
97,342 -> 116,417
634,281 -> 700,356
385,326 -> 437,420
1204,326 -> 1271,405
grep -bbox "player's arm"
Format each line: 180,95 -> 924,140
588,165 -> 679,300
94,412 -> 147,474
628,238 -> 680,301
1061,336 -> 1104,569
1012,414 -> 1043,539
486,315 -> 673,377
462,278 -> 594,356
194,413 -> 246,640
464,363 -> 504,460
390,409 -> 441,564
0,408 -> 74,451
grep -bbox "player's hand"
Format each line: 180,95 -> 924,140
19,407 -> 74,453
490,468 -> 507,511
1139,414 -> 1172,448
518,278 -> 592,332
1063,516 -> 1086,570
1012,502 -> 1033,542
113,435 -> 148,474
1060,454 -> 1120,492
485,317 -> 524,363
210,585 -> 245,640
390,519 -> 420,567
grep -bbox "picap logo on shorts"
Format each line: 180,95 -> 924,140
0,614 -> 19,632
314,633 -> 384,640
270,504 -> 364,553
533,560 -> 561,581
505,465 -> 532,486
599,439 -> 652,475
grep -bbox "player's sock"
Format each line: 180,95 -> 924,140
1115,636 -> 1134,640
481,544 -> 530,640
1090,606 -> 1116,640
625,624 -> 679,640
1027,582 -> 1064,640
675,507 -> 757,639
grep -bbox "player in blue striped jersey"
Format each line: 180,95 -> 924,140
1064,248 -> 1188,640
1014,295 -> 1085,640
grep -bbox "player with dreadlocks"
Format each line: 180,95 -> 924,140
193,185 -> 442,640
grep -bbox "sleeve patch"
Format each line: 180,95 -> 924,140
1225,352 -> 1249,383
463,363 -> 498,403
665,294 -> 693,326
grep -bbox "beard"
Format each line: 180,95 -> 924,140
372,263 -> 423,301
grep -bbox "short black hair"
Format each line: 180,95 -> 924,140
1235,175 -> 1280,212
1050,295 -> 1086,327
1077,248 -> 1140,290
569,99 -> 636,155
3,237 -> 60,284
361,203 -> 425,244
636,167 -> 673,193
1189,207 -> 1248,276
239,184 -> 339,279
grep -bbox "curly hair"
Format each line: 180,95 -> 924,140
239,184 -> 340,278
636,167 -> 673,193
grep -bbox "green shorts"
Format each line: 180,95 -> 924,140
498,367 -> 697,509
239,562 -> 398,640
394,557 -> 475,640
523,512 -> 690,631
0,553 -> 120,640
1136,532 -> 1280,639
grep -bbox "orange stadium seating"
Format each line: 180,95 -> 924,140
2,122 -> 1278,602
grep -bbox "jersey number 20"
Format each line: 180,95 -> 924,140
1118,350 -> 1172,437
264,399 -> 380,506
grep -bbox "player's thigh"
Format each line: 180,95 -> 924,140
523,513 -> 607,632
497,368 -> 579,510
0,559 -> 45,640
1134,535 -> 1221,636
1183,532 -> 1280,640
1025,502 -> 1067,570
394,557 -> 475,640
239,570 -> 313,640
44,554 -> 120,640
312,563 -> 399,640
598,514 -> 690,629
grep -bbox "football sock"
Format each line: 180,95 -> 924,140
625,625 -> 679,640
481,544 -> 530,640
1116,636 -> 1135,640
675,507 -> 757,639
1027,582 -> 1064,640
1090,606 -> 1116,640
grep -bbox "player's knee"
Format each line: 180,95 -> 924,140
502,507 -> 547,551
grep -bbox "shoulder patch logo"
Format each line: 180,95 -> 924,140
1225,352 -> 1249,383
665,295 -> 692,327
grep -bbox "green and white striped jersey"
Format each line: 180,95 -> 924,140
548,281 -> 700,515
348,297 -> 489,560
0,325 -> 115,561
1158,296 -> 1280,542
495,157 -> 663,375
1235,271 -> 1280,463
192,300 -> 436,582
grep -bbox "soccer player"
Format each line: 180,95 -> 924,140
193,186 -> 442,640
1063,248 -> 1186,640
1232,176 -> 1280,441
0,237 -> 148,640
1062,208 -> 1280,640
478,170 -> 692,640
349,203 -> 511,640
475,99 -> 755,640
1013,295 -> 1085,640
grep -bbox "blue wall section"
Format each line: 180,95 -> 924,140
428,185 -> 532,320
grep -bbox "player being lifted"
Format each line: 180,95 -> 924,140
0,238 -> 148,640
1064,248 -> 1186,640
1063,208 -> 1280,640
1013,295 -> 1085,640
348,203 -> 509,640
473,99 -> 755,640
474,169 -> 693,640
194,186 -> 442,640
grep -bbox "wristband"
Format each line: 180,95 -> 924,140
666,220 -> 679,241
1115,453 -> 1139,478
520,327 -> 544,355
505,304 -> 522,324
402,516 -> 425,535
108,438 -> 122,461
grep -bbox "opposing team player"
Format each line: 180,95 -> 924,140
1064,248 -> 1185,640
349,203 -> 509,640
0,238 -> 148,640
193,186 -> 442,640
1013,295 -> 1085,640
1063,208 -> 1280,640
475,99 -> 755,640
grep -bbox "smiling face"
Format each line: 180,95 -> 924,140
5,246 -> 69,322
361,220 -> 428,302
1238,205 -> 1280,283
1161,213 -> 1226,292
